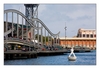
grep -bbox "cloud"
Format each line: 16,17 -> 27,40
38,4 -> 96,37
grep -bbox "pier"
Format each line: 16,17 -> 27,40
4,50 -> 37,60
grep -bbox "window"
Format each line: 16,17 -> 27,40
90,34 -> 93,38
77,34 -> 79,37
87,34 -> 89,37
94,34 -> 96,37
83,34 -> 85,37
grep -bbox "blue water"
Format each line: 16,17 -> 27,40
4,50 -> 96,65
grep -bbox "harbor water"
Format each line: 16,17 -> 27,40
4,50 -> 96,65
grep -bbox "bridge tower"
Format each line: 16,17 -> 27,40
24,4 -> 39,20
24,4 -> 39,26
24,4 -> 39,43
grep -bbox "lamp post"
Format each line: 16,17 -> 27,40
64,22 -> 67,48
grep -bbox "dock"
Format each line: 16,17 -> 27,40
4,50 -> 37,60
4,49 -> 68,60
37,49 -> 68,56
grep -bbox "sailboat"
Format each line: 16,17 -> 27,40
68,47 -> 77,61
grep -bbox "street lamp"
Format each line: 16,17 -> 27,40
64,22 -> 67,48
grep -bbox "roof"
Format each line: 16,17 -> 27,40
79,28 -> 96,31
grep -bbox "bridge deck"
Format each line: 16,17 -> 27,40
4,50 -> 37,54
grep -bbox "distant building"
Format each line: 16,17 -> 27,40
59,28 -> 96,49
77,28 -> 96,38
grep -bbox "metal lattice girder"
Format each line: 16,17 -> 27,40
24,4 -> 39,19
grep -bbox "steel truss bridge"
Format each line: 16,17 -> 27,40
4,9 -> 60,49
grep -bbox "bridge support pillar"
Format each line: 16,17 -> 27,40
37,22 -> 39,46
41,25 -> 43,46
48,33 -> 49,46
44,29 -> 46,45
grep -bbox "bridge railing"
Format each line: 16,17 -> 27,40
4,37 -> 35,46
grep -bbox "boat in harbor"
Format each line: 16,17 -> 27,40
66,46 -> 91,53
74,46 -> 91,52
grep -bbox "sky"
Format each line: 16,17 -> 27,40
4,4 -> 96,37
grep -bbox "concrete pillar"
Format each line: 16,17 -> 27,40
33,28 -> 35,46
51,36 -> 52,45
37,22 -> 39,46
30,28 -> 32,40
53,37 -> 55,46
17,14 -> 19,38
26,20 -> 28,41
56,36 -> 57,45
58,35 -> 59,45
93,31 -> 94,38
6,13 -> 8,50
81,34 -> 83,38
12,12 -> 13,37
48,33 -> 49,46
6,13 -> 8,35
22,17 -> 23,39
41,25 -> 43,45
44,29 -> 46,45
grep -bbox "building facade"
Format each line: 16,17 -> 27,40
60,28 -> 96,49
77,28 -> 96,38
